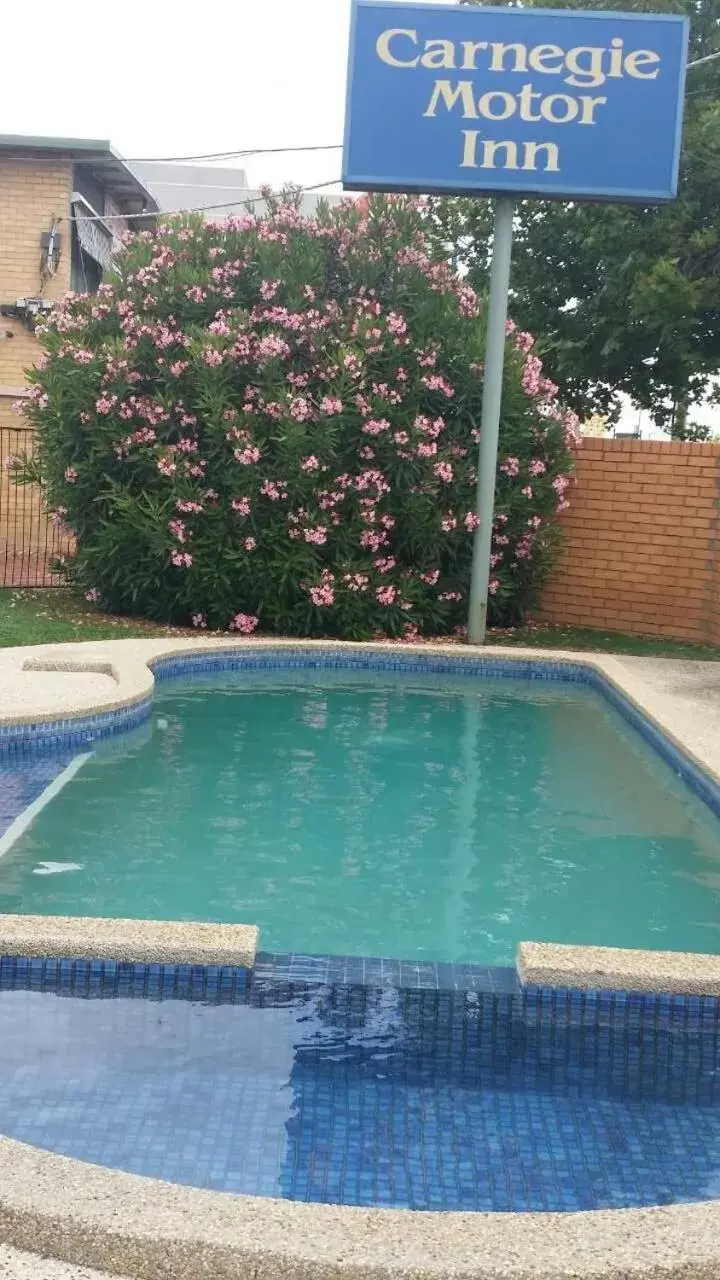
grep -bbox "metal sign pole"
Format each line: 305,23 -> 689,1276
467,195 -> 514,646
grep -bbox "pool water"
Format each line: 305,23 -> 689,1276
0,968 -> 718,1211
1,670 -> 719,965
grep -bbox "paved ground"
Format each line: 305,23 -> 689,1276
615,655 -> 720,767
0,1246 -> 122,1279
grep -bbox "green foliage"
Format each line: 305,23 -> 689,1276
11,195 -> 574,638
438,0 -> 720,437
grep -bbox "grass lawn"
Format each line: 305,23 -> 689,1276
1,588 -> 719,659
0,589 -> 175,648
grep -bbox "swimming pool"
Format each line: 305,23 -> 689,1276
1,644 -> 720,1261
0,957 -> 717,1213
1,657 -> 719,966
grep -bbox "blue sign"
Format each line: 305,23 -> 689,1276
343,2 -> 689,202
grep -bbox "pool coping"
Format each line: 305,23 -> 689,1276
0,1134 -> 719,1280
0,913 -> 257,968
1,637 -> 720,1278
518,940 -> 720,997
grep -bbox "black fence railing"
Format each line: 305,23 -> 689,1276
0,425 -> 72,588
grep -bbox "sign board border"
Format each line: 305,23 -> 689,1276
341,0 -> 690,203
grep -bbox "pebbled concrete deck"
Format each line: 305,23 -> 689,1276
0,637 -> 719,1280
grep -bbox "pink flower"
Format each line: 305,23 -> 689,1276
320,396 -> 343,415
434,461 -> 453,483
170,550 -> 192,568
84,588 -> 101,603
529,459 -> 546,476
521,486 -> 534,498
553,474 -> 570,495
260,279 -> 280,300
376,585 -> 397,606
289,397 -> 311,422
522,355 -> 543,397
192,612 -> 208,629
257,334 -> 290,361
301,455 -> 320,473
185,286 -> 206,302
417,441 -> 437,458
360,529 -> 388,552
234,446 -> 261,465
304,525 -> 328,545
359,446 -> 375,460
95,396 -> 116,415
309,584 -> 335,607
243,537 -> 257,552
441,514 -> 457,533
168,518 -> 188,542
50,506 -> 68,527
499,456 -> 520,478
421,374 -> 454,398
202,348 -> 224,367
230,612 -> 259,633
157,456 -> 177,477
439,591 -> 462,602
362,418 -> 390,437
464,512 -> 480,532
393,431 -> 409,446
260,479 -> 288,501
64,467 -> 78,483
176,499 -> 204,514
563,411 -> 581,444
514,331 -> 535,354
374,556 -> 397,573
420,569 -> 440,585
489,578 -> 500,595
231,496 -> 251,516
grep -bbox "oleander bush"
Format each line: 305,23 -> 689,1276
11,193 -> 576,638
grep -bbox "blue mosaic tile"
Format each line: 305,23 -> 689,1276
2,647 -> 718,824
252,951 -> 522,994
0,959 -> 717,1210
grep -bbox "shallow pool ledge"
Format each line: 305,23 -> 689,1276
0,1136 -> 719,1280
518,940 -> 720,997
0,913 -> 257,967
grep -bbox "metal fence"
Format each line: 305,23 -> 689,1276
0,425 -> 73,588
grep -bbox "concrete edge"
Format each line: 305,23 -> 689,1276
517,941 -> 720,996
0,1136 -> 718,1280
1,640 -> 720,1275
0,914 -> 258,967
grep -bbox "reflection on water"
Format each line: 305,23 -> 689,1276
0,671 -> 718,964
0,976 -> 718,1211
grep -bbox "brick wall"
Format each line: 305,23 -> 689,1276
0,155 -> 72,585
541,438 -> 720,644
0,155 -> 72,401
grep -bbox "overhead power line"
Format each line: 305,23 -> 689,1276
121,144 -> 343,162
0,143 -> 344,168
66,178 -> 344,223
687,50 -> 720,68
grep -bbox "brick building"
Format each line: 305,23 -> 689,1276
0,135 -> 156,587
0,134 -> 157,427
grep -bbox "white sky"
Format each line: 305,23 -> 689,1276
0,0 -> 382,191
1,0 -> 715,435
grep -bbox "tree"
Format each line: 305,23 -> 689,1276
432,0 -> 720,437
11,195 -> 575,637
